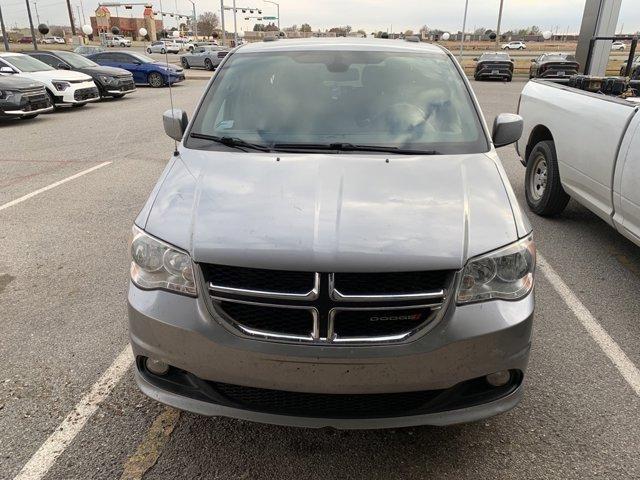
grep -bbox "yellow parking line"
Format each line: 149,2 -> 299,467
119,407 -> 181,480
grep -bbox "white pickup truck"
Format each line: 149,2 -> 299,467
517,80 -> 640,247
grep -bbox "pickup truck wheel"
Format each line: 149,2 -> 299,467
525,140 -> 569,216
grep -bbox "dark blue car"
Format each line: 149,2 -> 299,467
86,51 -> 185,88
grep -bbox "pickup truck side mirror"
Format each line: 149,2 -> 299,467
0,66 -> 15,74
492,113 -> 523,148
163,108 -> 188,141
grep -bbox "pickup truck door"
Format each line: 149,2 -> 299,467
614,113 -> 640,243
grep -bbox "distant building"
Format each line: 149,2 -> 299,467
90,6 -> 163,40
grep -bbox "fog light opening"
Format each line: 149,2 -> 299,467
145,357 -> 169,376
486,370 -> 511,387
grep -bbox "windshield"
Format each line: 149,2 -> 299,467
130,52 -> 155,63
55,51 -> 98,68
479,53 -> 510,61
188,50 -> 487,154
4,54 -> 54,72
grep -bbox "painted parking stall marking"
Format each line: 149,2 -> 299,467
0,161 -> 112,212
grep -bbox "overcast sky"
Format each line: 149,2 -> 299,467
2,0 -> 639,35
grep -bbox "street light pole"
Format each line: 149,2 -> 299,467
66,0 -> 77,35
232,0 -> 238,46
0,4 -> 10,51
496,0 -> 504,47
220,0 -> 226,45
264,1 -> 279,30
459,0 -> 469,59
25,0 -> 38,50
187,0 -> 197,38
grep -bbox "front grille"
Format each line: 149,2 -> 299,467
218,301 -> 315,337
203,264 -> 453,344
19,86 -> 46,97
24,99 -> 50,111
119,80 -> 135,91
333,271 -> 450,296
74,87 -> 99,101
202,264 -> 315,294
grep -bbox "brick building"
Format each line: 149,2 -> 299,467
90,6 -> 163,40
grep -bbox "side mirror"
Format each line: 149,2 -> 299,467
0,66 -> 15,74
531,59 -> 536,63
57,63 -> 70,70
132,60 -> 141,65
473,57 -> 479,61
163,108 -> 188,141
492,113 -> 523,148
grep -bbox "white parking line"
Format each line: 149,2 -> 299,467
0,162 -> 112,212
13,346 -> 134,480
538,254 -> 640,396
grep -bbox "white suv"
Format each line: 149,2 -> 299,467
0,52 -> 99,108
502,41 -> 526,50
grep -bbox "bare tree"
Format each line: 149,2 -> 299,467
300,23 -> 312,32
197,12 -> 220,39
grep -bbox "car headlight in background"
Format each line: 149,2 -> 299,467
97,75 -> 117,85
456,235 -> 535,304
52,81 -> 71,91
130,226 -> 197,296
0,89 -> 16,100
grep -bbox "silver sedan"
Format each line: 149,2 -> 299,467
179,46 -> 229,70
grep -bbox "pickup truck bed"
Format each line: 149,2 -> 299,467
517,79 -> 640,247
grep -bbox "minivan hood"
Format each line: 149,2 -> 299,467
19,69 -> 92,82
142,152 -> 520,272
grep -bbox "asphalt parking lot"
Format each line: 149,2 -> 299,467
1,77 -> 639,480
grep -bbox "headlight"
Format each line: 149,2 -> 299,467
0,90 -> 16,100
130,226 -> 197,296
456,235 -> 535,304
98,75 -> 116,85
52,81 -> 70,91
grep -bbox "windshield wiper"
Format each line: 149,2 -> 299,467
272,142 -> 440,155
189,133 -> 272,152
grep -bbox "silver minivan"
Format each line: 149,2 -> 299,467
128,38 -> 535,429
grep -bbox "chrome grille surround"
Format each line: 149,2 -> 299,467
201,266 -> 455,345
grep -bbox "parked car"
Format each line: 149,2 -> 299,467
87,51 -> 184,87
0,52 -> 99,107
18,37 -> 34,44
611,41 -> 626,51
529,53 -> 579,81
25,50 -> 135,99
180,46 -> 229,70
185,40 -> 218,52
108,35 -> 132,47
129,38 -> 534,429
42,36 -> 65,44
74,45 -> 105,56
474,52 -> 513,81
501,41 -> 526,50
0,76 -> 53,120
517,80 -> 640,246
619,55 -> 640,76
146,41 -> 180,54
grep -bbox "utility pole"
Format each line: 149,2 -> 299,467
66,0 -> 77,35
232,0 -> 238,46
33,1 -> 41,24
186,0 -> 197,38
220,0 -> 225,45
459,0 -> 469,59
25,0 -> 38,49
496,0 -> 504,47
0,4 -> 9,51
79,0 -> 87,26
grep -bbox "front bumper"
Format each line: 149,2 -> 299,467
129,283 -> 533,428
55,81 -> 100,105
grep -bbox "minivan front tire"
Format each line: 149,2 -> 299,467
525,140 -> 570,216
